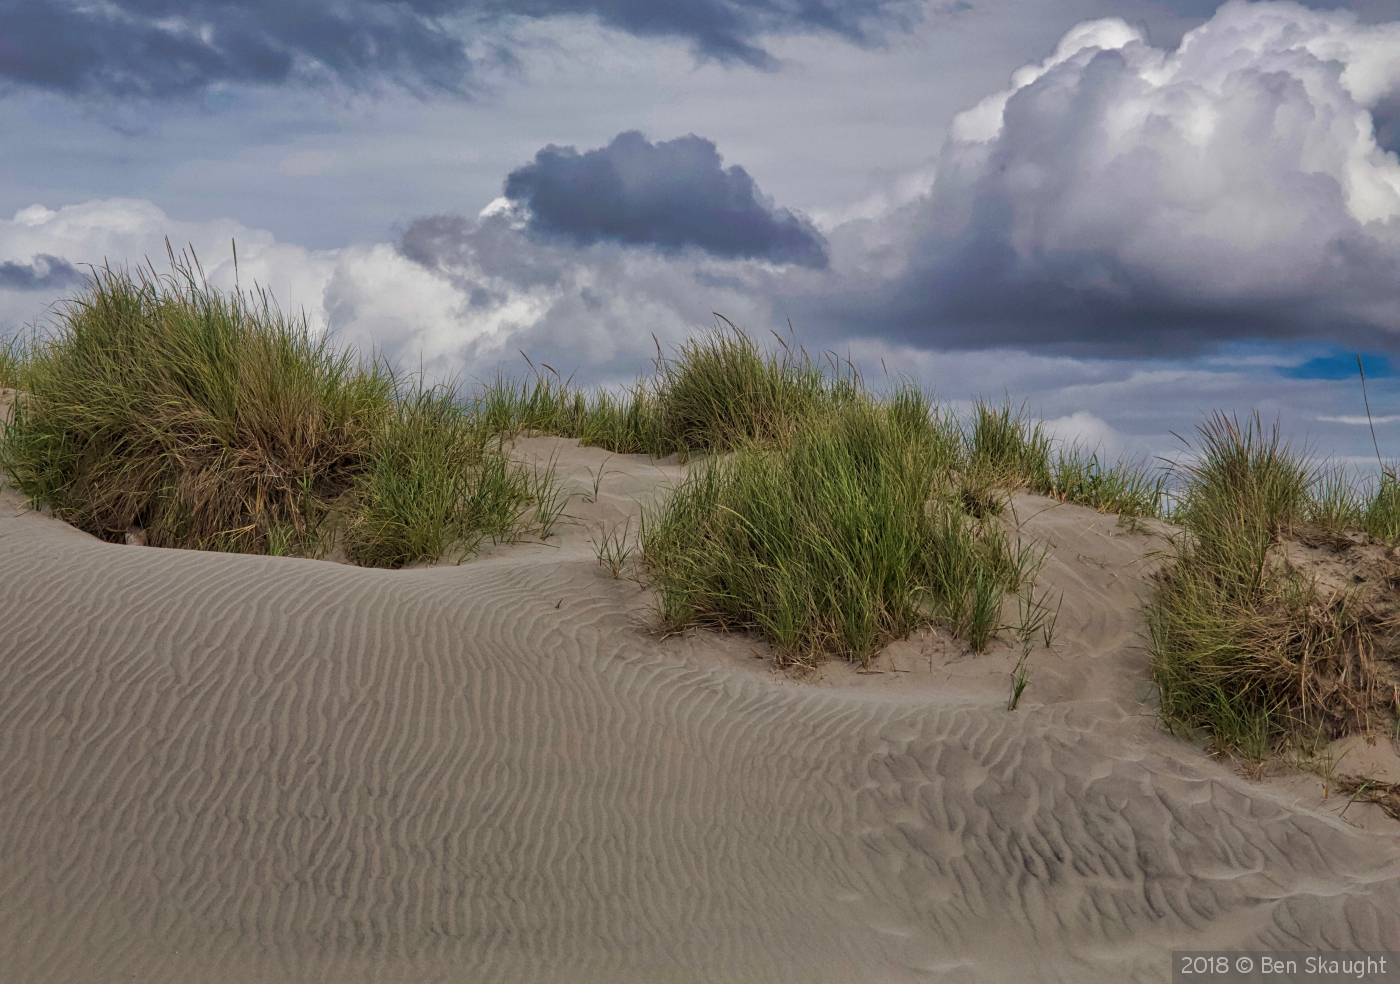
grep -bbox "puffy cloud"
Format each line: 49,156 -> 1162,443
0,0 -> 918,100
0,199 -> 314,329
1040,410 -> 1128,455
7,197 -> 1400,469
0,199 -> 474,376
795,0 -> 1400,355
503,131 -> 828,267
0,196 -> 773,386
398,206 -> 781,381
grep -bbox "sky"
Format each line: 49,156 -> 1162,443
2,0 -> 1400,467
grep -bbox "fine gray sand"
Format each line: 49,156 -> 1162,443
2,412 -> 1399,983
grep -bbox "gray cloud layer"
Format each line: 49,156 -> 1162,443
0,1 -> 471,98
504,131 -> 828,267
479,0 -> 919,66
0,0 -> 917,99
0,254 -> 83,291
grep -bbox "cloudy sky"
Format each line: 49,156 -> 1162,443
3,0 -> 1400,464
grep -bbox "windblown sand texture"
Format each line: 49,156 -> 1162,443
2,421 -> 1399,983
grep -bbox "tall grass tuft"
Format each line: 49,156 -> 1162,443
1042,447 -> 1166,519
1307,465 -> 1366,533
470,319 -> 862,458
0,250 -> 560,563
959,400 -> 1167,519
1173,412 -> 1311,596
341,382 -> 552,569
967,399 -> 1051,489
0,254 -> 392,552
1179,412 -> 1312,537
1364,468 -> 1400,542
641,396 -> 1028,667
652,319 -> 856,454
1146,412 -> 1390,757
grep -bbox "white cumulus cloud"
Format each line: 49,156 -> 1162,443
0,198 -> 483,378
802,0 -> 1400,353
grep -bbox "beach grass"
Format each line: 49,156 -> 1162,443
341,381 -> 563,569
650,319 -> 859,454
1041,447 -> 1166,519
639,390 -> 1038,666
15,260 -> 1313,686
5,282 -> 1168,663
474,328 -> 1091,665
1363,468 -> 1400,541
966,399 -> 1051,488
0,332 -> 25,390
0,253 -> 559,563
1146,412 -> 1400,758
470,318 -> 861,459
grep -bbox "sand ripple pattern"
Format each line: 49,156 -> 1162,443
2,519 -> 1399,983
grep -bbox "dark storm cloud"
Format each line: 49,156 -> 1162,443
0,0 -> 917,99
802,191 -> 1400,358
0,0 -> 472,98
1373,95 -> 1400,155
0,254 -> 83,291
503,131 -> 828,267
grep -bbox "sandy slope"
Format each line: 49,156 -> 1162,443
1,425 -> 1398,984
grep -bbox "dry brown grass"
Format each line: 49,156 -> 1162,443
1335,774 -> 1400,820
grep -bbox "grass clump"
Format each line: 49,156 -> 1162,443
961,399 -> 1166,520
641,392 -> 1034,667
473,318 -> 858,458
1147,412 -> 1398,759
476,370 -> 667,456
1041,447 -> 1165,519
0,252 -> 558,564
1363,468 -> 1400,542
1,257 -> 391,553
967,399 -> 1051,488
652,320 -> 855,454
341,383 -> 562,569
1307,465 -> 1366,533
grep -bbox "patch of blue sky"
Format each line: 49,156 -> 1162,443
1280,350 -> 1394,381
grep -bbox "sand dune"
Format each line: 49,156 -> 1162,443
2,433 -> 1399,983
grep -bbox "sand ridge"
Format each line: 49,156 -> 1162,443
2,434 -> 1399,983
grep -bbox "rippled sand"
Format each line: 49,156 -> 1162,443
2,422 -> 1398,983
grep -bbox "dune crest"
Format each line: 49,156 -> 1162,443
2,436 -> 1398,984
